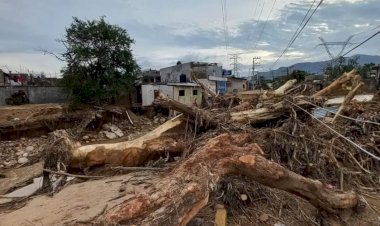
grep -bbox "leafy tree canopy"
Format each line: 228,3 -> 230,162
60,17 -> 140,106
324,56 -> 375,80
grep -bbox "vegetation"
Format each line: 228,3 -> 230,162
60,17 -> 140,106
272,69 -> 309,89
324,56 -> 375,79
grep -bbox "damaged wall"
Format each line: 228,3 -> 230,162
0,86 -> 65,105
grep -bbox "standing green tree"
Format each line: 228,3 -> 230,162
60,17 -> 140,106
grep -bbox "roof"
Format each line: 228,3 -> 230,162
209,75 -> 227,81
227,76 -> 247,81
167,82 -> 200,87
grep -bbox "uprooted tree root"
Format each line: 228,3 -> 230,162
90,133 -> 360,226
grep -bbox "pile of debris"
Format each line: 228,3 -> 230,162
0,70 -> 379,226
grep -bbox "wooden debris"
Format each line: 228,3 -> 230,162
125,110 -> 134,125
332,78 -> 364,123
215,208 -> 227,226
96,134 -> 359,225
49,115 -> 185,168
313,69 -> 357,97
43,169 -> 104,179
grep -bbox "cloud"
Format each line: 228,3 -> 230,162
0,0 -> 379,76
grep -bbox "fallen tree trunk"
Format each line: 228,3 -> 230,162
48,115 -> 186,169
238,79 -> 297,101
191,73 -> 217,98
313,69 -> 357,97
97,133 -> 359,225
332,79 -> 364,123
155,93 -> 319,125
154,93 -> 217,127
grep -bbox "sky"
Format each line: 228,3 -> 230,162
0,0 -> 379,77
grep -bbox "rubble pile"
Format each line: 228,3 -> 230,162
0,70 -> 379,226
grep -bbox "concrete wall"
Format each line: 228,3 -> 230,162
172,85 -> 202,106
160,63 -> 192,83
227,78 -> 248,93
0,71 -> 4,86
198,79 -> 217,93
160,62 -> 223,83
0,86 -> 65,105
141,84 -> 173,107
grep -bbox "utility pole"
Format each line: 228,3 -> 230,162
229,53 -> 241,77
252,56 -> 261,88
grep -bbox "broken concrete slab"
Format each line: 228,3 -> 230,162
324,94 -> 374,106
0,162 -> 43,195
0,177 -> 43,204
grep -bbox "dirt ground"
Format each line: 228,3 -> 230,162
0,94 -> 379,226
0,104 -> 64,123
0,172 -> 157,226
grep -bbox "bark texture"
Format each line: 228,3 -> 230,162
52,115 -> 186,168
96,133 -> 359,225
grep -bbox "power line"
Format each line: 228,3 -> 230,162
256,0 -> 265,27
286,0 -> 317,52
248,0 -> 261,41
220,0 -> 229,53
252,0 -> 261,22
342,30 -> 380,57
269,0 -> 323,70
253,0 -> 277,50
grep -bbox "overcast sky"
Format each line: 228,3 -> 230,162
0,0 -> 379,77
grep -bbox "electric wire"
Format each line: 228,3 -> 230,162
285,99 -> 380,161
270,0 -> 323,70
342,30 -> 380,57
253,0 -> 277,50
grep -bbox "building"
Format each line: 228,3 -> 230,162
159,61 -> 227,94
370,65 -> 380,90
0,69 -> 6,86
140,83 -> 202,107
160,61 -> 223,83
226,77 -> 248,93
140,69 -> 161,84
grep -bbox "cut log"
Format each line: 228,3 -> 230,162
238,79 -> 297,101
332,79 -> 364,123
154,93 -> 216,127
313,69 -> 357,97
48,115 -> 186,169
191,73 -> 217,98
96,133 -> 359,225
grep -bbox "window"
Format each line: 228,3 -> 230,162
193,90 -> 198,95
179,90 -> 185,96
243,84 -> 245,89
179,74 -> 186,83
